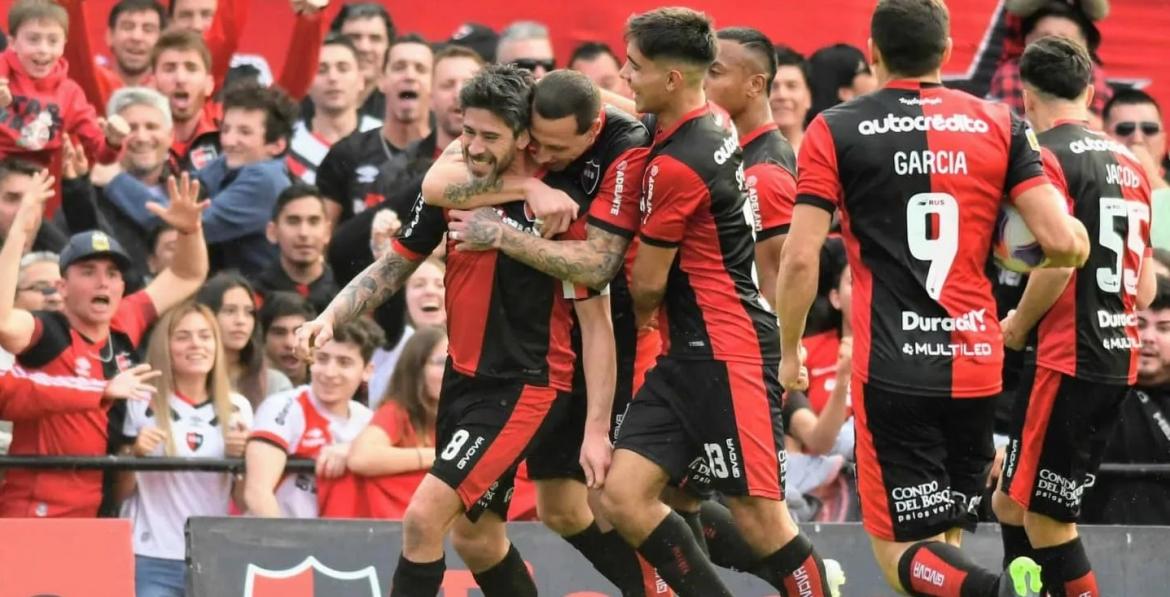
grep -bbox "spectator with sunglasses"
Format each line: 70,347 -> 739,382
1105,89 -> 1170,248
497,20 -> 555,78
15,252 -> 62,313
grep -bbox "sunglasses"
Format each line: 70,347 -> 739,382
18,284 -> 58,296
1113,121 -> 1162,137
511,58 -> 556,73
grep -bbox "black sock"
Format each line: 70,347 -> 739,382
390,553 -> 445,597
564,523 -> 647,596
750,534 -> 831,596
676,508 -> 709,555
699,500 -> 757,572
1033,537 -> 1097,597
896,540 -> 999,597
999,524 -> 1033,569
636,511 -> 732,597
471,543 -> 537,597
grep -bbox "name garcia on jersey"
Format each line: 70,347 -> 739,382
894,150 -> 968,176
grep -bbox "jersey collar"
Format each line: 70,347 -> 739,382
739,122 -> 779,148
885,79 -> 944,91
654,103 -> 712,145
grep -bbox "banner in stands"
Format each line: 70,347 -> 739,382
2,0 -> 1167,118
187,518 -> 1170,596
0,518 -> 134,597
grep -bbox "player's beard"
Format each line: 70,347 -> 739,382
465,144 -> 517,182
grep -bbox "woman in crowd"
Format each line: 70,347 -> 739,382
339,326 -> 446,518
196,272 -> 293,408
367,252 -> 446,407
117,303 -> 253,597
806,43 -> 877,123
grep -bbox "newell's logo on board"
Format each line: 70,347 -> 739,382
244,556 -> 379,597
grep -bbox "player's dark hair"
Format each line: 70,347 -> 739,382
0,157 -> 42,186
716,27 -> 778,88
625,7 -> 716,68
260,291 -> 317,335
331,317 -> 387,364
1103,88 -> 1161,122
871,0 -> 950,77
330,2 -> 396,42
150,28 -> 211,71
222,82 -> 299,148
272,184 -> 326,221
108,0 -> 166,30
775,45 -> 811,89
459,64 -> 534,135
196,271 -> 268,406
532,70 -> 600,135
1150,276 -> 1170,313
568,41 -> 618,67
1019,36 -> 1093,101
322,31 -> 360,62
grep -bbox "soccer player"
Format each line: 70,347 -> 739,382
992,36 -> 1154,597
430,69 -> 660,595
590,8 -> 831,597
776,1 -> 1091,596
704,26 -> 797,309
296,65 -> 607,597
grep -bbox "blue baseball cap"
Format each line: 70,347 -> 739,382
59,231 -> 133,274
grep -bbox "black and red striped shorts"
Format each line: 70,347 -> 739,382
614,357 -> 785,500
853,380 -> 995,542
430,366 -> 569,521
1000,366 -> 1128,522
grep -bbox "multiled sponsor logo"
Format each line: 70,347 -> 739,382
858,113 -> 989,136
902,309 -> 987,332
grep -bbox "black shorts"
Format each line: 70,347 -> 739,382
1000,366 -> 1128,522
853,381 -> 994,542
430,366 -> 568,522
614,357 -> 785,500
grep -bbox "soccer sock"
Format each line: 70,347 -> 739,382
390,553 -> 446,597
1033,537 -> 1097,597
676,508 -> 709,555
750,533 -> 831,596
999,524 -> 1033,569
564,522 -> 650,596
470,543 -> 537,597
896,540 -> 999,597
699,500 -> 758,572
636,511 -> 733,597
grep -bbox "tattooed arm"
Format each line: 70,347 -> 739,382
449,207 -> 631,290
294,251 -> 422,359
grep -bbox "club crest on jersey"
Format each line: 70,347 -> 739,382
189,146 -> 217,170
186,431 -> 204,451
74,357 -> 93,377
581,159 -> 602,195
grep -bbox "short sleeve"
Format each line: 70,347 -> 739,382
638,155 -> 708,247
1005,112 -> 1048,200
393,193 -> 447,260
795,116 -> 843,213
112,291 -> 159,348
122,399 -> 149,438
746,162 -> 797,240
1036,148 -> 1072,210
587,146 -> 649,239
249,392 -> 305,453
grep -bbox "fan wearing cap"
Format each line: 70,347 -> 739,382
0,170 -> 209,518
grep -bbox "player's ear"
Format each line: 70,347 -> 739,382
751,73 -> 768,98
515,128 -> 531,150
1082,84 -> 1095,111
867,38 -> 880,70
829,288 -> 841,310
362,360 -> 374,383
266,221 -> 278,244
940,37 -> 954,69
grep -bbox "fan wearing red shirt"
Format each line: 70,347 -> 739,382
0,171 -> 209,518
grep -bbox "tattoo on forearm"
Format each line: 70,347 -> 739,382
499,225 -> 629,289
330,253 -> 419,323
442,177 -> 505,206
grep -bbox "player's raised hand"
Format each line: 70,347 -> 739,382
448,208 -> 504,251
149,172 -> 207,234
579,428 -> 613,489
295,316 -> 333,362
103,364 -> 160,402
779,344 -> 809,392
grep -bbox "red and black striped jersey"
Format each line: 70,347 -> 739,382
637,104 -> 779,364
797,80 -> 1047,398
1034,122 -> 1151,384
394,198 -> 576,391
740,122 -> 797,240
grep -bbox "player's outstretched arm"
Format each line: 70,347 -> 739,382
574,294 -> 616,488
775,204 -> 834,390
296,251 -> 422,359
1014,183 -> 1091,268
449,208 -> 630,290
